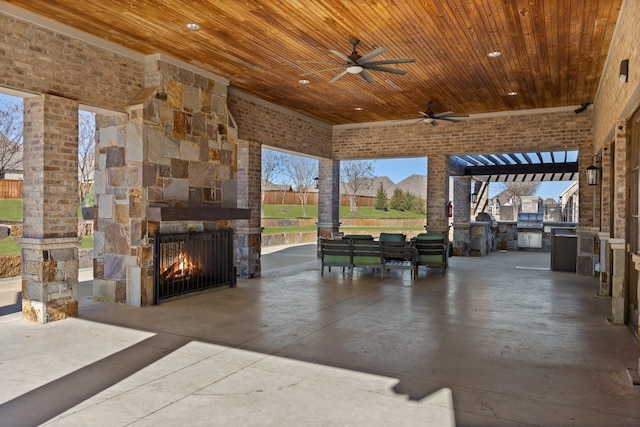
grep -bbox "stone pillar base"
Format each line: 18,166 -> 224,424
452,223 -> 470,256
18,237 -> 80,323
609,239 -> 626,325
597,233 -> 611,297
236,227 -> 262,279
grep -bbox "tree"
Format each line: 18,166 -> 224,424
389,188 -> 405,211
403,191 -> 417,212
498,181 -> 541,213
261,148 -> 285,215
341,160 -> 375,215
374,182 -> 388,210
78,111 -> 96,207
285,155 -> 318,217
0,102 -> 23,180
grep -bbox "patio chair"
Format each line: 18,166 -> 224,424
412,233 -> 449,277
320,238 -> 352,276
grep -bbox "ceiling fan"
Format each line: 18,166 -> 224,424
303,38 -> 415,83
416,101 -> 468,126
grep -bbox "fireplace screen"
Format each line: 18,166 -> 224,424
153,230 -> 235,304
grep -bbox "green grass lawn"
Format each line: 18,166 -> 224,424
0,199 -> 87,221
0,236 -> 93,255
0,199 -> 22,222
263,204 -> 424,219
0,199 -> 424,251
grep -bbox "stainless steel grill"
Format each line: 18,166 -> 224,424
516,212 -> 544,229
517,212 -> 543,249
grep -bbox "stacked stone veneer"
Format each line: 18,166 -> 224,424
93,57 -> 245,306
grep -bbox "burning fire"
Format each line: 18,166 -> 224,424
161,253 -> 202,280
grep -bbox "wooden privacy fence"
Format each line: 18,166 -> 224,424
0,180 -> 22,198
263,191 -> 375,207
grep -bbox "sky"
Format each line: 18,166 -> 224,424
371,157 -> 574,201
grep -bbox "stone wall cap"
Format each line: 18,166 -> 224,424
17,237 -> 81,249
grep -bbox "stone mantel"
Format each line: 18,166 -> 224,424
146,207 -> 251,222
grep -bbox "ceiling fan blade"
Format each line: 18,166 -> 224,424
436,117 -> 462,122
411,118 -> 425,125
359,69 -> 374,83
366,58 -> 416,65
358,46 -> 387,64
431,120 -> 438,126
301,67 -> 344,76
329,69 -> 349,83
329,49 -> 352,63
363,65 -> 408,75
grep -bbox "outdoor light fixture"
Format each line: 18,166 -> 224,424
586,155 -> 601,185
574,102 -> 589,114
620,59 -> 629,83
314,176 -> 319,189
470,181 -> 480,203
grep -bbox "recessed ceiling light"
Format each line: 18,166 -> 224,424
354,107 -> 363,111
185,23 -> 200,30
298,79 -> 310,84
508,91 -> 518,96
487,51 -> 502,57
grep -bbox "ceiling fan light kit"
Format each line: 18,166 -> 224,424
322,38 -> 415,83
416,100 -> 468,126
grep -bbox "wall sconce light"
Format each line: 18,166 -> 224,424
314,176 -> 319,189
470,181 -> 480,203
586,155 -> 601,185
620,59 -> 629,83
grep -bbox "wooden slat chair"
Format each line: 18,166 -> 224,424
351,239 -> 383,276
412,233 -> 449,277
381,241 -> 418,279
320,238 -> 352,276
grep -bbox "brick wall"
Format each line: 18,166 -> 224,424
593,0 -> 640,146
228,89 -> 333,159
333,110 -> 595,227
0,13 -> 143,111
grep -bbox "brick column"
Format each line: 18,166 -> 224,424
612,122 -> 627,239
236,140 -> 262,278
600,144 -> 612,235
19,94 -> 79,323
317,158 -> 340,249
426,154 -> 449,233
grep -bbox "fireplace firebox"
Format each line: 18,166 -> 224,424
153,230 -> 235,304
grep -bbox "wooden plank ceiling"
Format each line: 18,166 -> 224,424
3,0 -> 622,125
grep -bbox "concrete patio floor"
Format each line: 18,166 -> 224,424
0,244 -> 639,426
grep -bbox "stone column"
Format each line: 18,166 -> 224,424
630,254 -> 640,385
19,94 -> 80,323
608,238 -> 626,325
236,140 -> 262,278
317,159 -> 340,251
426,154 -> 449,234
597,232 -> 611,297
451,176 -> 471,256
576,227 -> 598,276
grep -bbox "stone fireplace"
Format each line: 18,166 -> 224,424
92,55 -> 257,306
